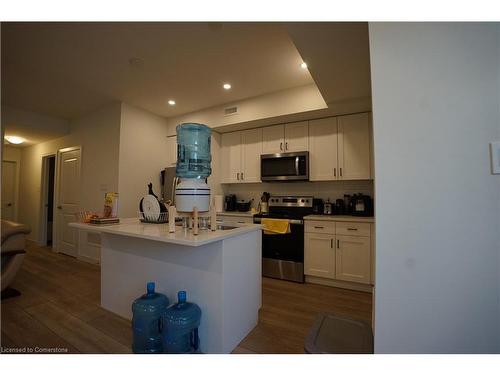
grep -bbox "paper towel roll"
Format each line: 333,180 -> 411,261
214,195 -> 223,213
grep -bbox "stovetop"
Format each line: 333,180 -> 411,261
254,195 -> 314,220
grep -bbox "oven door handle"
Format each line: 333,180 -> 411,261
254,217 -> 303,225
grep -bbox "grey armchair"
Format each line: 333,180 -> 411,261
1,220 -> 31,299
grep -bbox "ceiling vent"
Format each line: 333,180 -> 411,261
224,106 -> 238,116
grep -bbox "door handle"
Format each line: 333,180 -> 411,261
57,205 -> 62,209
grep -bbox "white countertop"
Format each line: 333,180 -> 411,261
216,211 -> 254,217
70,218 -> 261,247
304,215 -> 375,223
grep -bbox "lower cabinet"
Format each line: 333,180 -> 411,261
304,220 -> 373,286
335,235 -> 371,284
304,233 -> 336,278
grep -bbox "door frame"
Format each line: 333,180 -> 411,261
53,146 -> 82,254
1,159 -> 19,221
38,153 -> 57,248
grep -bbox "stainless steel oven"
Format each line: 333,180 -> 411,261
260,151 -> 309,181
253,195 -> 313,283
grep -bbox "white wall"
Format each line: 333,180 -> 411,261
370,23 -> 500,353
118,103 -> 170,217
18,102 -> 121,241
166,84 -> 327,135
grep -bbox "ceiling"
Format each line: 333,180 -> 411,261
1,22 -> 314,120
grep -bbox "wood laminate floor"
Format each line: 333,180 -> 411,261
1,242 -> 372,354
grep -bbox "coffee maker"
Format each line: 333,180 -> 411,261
224,194 -> 237,212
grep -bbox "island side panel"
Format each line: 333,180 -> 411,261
100,233 -> 224,353
221,230 -> 262,353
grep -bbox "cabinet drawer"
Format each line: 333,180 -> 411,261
217,215 -> 253,224
335,222 -> 371,237
305,220 -> 335,234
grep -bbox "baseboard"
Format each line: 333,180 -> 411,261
77,254 -> 100,265
305,275 -> 373,293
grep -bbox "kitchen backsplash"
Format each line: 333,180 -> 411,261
221,180 -> 374,206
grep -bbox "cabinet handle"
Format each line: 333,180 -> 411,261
314,226 -> 324,229
237,172 -> 240,180
340,167 -> 343,177
285,142 -> 288,150
280,142 -> 283,151
241,172 -> 244,180
337,239 -> 340,248
330,239 -> 333,248
347,228 -> 358,231
334,168 -> 336,177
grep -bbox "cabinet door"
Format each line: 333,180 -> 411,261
335,235 -> 371,284
309,117 -> 338,181
241,128 -> 262,183
284,121 -> 309,152
262,125 -> 284,154
166,136 -> 177,166
338,113 -> 371,180
221,132 -> 242,183
304,233 -> 335,278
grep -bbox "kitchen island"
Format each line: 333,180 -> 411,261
70,219 -> 262,354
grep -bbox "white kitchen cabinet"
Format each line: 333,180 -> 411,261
166,136 -> 177,166
262,125 -> 284,154
241,128 -> 262,182
338,113 -> 371,180
335,235 -> 371,284
309,117 -> 338,181
262,121 -> 309,154
309,113 -> 371,181
221,131 -> 241,183
285,121 -> 309,152
221,129 -> 262,183
304,233 -> 336,278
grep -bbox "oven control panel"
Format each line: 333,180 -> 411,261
268,196 -> 313,208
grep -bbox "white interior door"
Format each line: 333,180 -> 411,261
56,147 -> 81,256
1,160 -> 16,221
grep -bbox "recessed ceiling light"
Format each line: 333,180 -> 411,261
301,62 -> 308,69
168,100 -> 176,106
223,83 -> 232,90
4,135 -> 25,144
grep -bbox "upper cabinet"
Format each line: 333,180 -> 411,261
166,136 -> 177,166
221,128 -> 262,184
338,113 -> 371,180
309,113 -> 371,181
262,121 -> 309,154
220,112 -> 372,183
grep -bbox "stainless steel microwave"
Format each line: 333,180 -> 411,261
260,151 -> 309,181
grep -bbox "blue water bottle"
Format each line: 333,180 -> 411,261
162,291 -> 202,353
132,282 -> 169,353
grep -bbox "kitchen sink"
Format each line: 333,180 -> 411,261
216,224 -> 238,230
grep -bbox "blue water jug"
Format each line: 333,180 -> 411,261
176,123 -> 212,179
132,282 -> 169,354
162,291 -> 202,353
